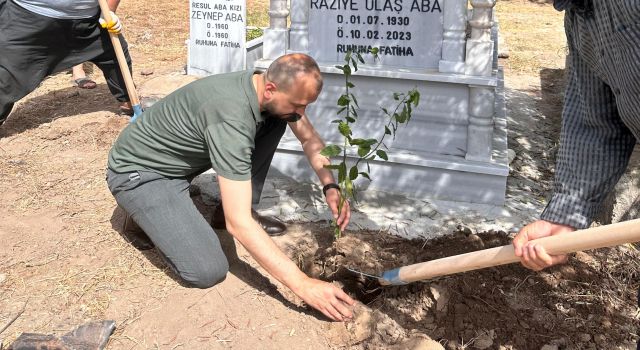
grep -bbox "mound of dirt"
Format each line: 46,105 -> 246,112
274,222 -> 640,349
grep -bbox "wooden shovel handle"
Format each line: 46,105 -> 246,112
392,218 -> 640,285
97,0 -> 140,107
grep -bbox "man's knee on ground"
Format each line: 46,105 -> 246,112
179,258 -> 229,289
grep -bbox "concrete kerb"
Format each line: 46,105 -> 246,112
192,169 -> 544,240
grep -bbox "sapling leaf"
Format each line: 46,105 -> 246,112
350,93 -> 359,108
345,116 -> 356,123
357,145 -> 370,157
338,122 -> 351,137
334,65 -> 345,72
345,176 -> 354,198
320,145 -> 342,157
349,166 -> 358,180
338,162 -> 346,183
331,119 -> 342,123
376,150 -> 388,161
384,126 -> 392,135
359,172 -> 371,180
351,58 -> 358,71
337,106 -> 347,115
364,138 -> 378,147
337,95 -> 350,106
347,82 -> 355,88
350,106 -> 358,118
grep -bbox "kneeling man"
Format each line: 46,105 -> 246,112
106,54 -> 353,321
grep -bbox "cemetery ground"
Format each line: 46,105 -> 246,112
0,0 -> 639,349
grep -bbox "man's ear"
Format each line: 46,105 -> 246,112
264,81 -> 277,99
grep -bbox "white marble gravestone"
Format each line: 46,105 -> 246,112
308,0 -> 443,67
188,0 -> 247,76
253,0 -> 508,205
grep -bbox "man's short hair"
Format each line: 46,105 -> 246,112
265,54 -> 323,93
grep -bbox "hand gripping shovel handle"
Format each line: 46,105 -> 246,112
380,218 -> 640,285
97,0 -> 143,121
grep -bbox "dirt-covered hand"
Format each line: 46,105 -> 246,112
99,11 -> 122,34
325,188 -> 350,231
294,277 -> 355,321
512,220 -> 575,271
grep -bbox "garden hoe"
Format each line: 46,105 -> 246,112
348,218 -> 640,286
97,0 -> 143,121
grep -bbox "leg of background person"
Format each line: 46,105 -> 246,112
91,32 -> 132,105
0,1 -> 74,124
71,63 -> 96,89
51,13 -> 132,108
72,64 -> 86,80
107,170 -> 229,288
250,117 -> 288,205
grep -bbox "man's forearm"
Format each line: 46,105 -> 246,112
290,117 -> 337,186
226,219 -> 308,292
302,140 -> 337,186
107,0 -> 120,11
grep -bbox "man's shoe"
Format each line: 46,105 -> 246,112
211,205 -> 287,236
122,213 -> 155,250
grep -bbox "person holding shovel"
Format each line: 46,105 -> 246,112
0,0 -> 133,125
512,1 -> 639,269
106,53 -> 355,321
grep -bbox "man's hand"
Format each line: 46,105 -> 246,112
293,277 -> 355,321
512,220 -> 576,271
325,188 -> 350,231
99,11 -> 122,34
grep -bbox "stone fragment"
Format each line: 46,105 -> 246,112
390,334 -> 444,350
346,302 -> 374,344
10,321 -> 115,350
0,273 -> 6,285
473,329 -> 494,350
507,149 -> 516,164
456,224 -> 473,235
445,340 -> 458,350
139,74 -> 199,102
430,284 -> 450,312
540,345 -> 558,350
593,334 -> 606,345
578,333 -> 591,342
327,302 -> 373,346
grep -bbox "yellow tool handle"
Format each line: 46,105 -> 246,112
97,0 -> 140,108
386,218 -> 640,285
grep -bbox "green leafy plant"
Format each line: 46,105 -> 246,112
321,50 -> 420,238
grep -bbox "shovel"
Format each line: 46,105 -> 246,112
97,0 -> 143,121
349,218 -> 640,286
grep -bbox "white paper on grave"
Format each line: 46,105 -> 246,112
188,0 -> 247,76
308,0 -> 444,68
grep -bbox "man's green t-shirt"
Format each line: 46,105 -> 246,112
108,70 -> 265,181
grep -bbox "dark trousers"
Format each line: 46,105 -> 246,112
0,0 -> 132,124
106,118 -> 288,288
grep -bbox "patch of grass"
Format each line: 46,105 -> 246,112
495,0 -> 567,73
